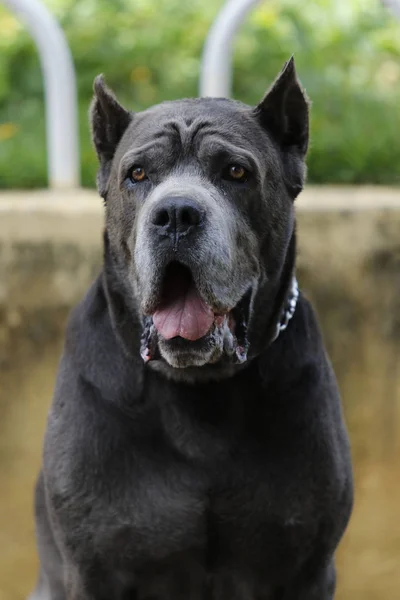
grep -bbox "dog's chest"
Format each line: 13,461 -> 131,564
100,441 -> 311,599
101,397 -> 313,581
63,379 -> 325,599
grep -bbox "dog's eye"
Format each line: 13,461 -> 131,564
129,166 -> 147,183
224,164 -> 248,182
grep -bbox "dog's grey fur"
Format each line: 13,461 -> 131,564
30,59 -> 353,600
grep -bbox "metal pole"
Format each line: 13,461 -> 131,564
381,0 -> 400,18
3,0 -> 80,188
200,0 -> 261,98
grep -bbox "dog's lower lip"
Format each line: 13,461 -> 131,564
214,314 -> 225,327
140,300 -> 245,366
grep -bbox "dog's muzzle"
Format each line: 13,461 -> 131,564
139,261 -> 253,368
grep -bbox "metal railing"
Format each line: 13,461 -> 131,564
200,0 -> 261,98
2,0 -> 399,189
382,0 -> 400,18
3,0 -> 80,189
200,0 -> 400,97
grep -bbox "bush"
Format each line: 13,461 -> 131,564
0,0 -> 399,188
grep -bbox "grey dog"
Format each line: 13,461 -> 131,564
30,58 -> 353,599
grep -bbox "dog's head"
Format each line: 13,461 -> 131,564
90,58 -> 309,381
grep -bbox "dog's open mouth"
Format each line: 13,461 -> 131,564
152,262 -> 215,342
140,262 -> 251,367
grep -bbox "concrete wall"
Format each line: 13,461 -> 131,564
0,187 -> 399,599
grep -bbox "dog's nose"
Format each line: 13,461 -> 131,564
150,196 -> 204,240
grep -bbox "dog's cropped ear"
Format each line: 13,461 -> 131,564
254,57 -> 309,198
90,75 -> 132,197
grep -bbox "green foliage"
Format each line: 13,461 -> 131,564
0,0 -> 399,188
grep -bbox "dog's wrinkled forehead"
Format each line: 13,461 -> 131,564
116,99 -> 276,175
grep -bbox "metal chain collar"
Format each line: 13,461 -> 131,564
272,277 -> 299,342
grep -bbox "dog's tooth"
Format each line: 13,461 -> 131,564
235,345 -> 248,364
140,318 -> 159,363
223,329 -> 235,356
140,347 -> 151,363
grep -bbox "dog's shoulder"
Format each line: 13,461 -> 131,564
43,276 -> 148,506
45,275 -> 146,460
259,292 -> 334,388
256,292 -> 352,475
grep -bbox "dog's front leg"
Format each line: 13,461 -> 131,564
284,560 -> 336,600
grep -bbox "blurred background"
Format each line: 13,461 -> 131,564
0,0 -> 399,599
1,0 -> 400,188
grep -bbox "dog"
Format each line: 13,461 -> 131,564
30,58 -> 353,600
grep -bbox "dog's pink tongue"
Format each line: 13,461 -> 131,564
153,280 -> 214,341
